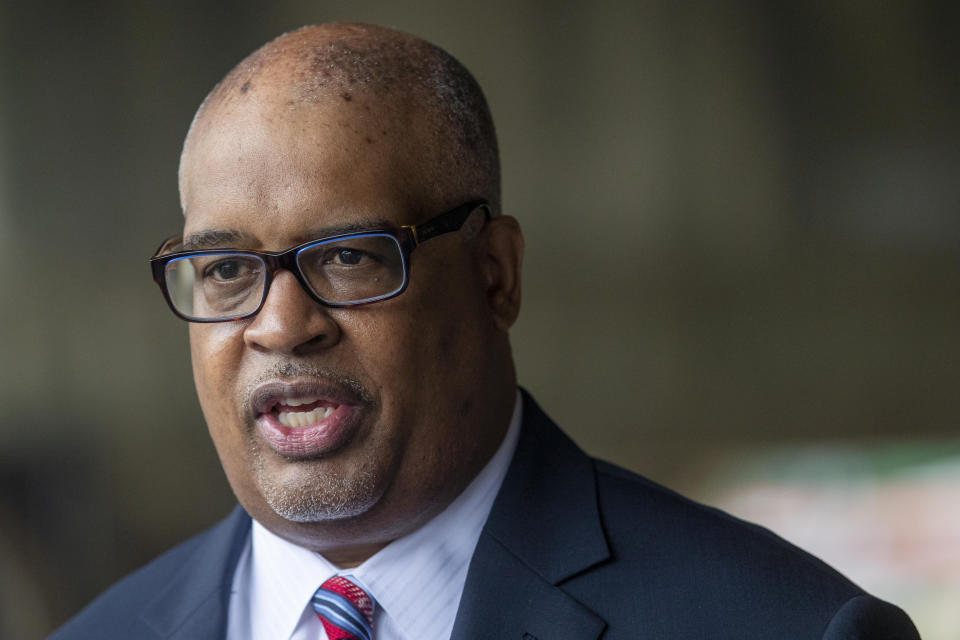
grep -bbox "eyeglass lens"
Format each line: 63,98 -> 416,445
163,233 -> 406,320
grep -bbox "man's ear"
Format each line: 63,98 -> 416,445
478,215 -> 524,332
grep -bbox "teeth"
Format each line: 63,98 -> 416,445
277,405 -> 334,428
284,396 -> 320,407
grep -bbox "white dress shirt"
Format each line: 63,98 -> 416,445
226,391 -> 522,640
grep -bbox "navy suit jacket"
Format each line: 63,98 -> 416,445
52,392 -> 919,639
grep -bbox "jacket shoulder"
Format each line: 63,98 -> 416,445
49,508 -> 249,640
570,459 -> 917,639
592,458 -> 861,589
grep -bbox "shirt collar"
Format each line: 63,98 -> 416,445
248,390 -> 523,640
246,518 -> 338,639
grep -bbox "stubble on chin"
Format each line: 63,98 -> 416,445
250,437 -> 381,523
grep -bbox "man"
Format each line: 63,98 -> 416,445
52,23 -> 919,640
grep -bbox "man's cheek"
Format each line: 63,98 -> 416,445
191,323 -> 241,376
190,327 -> 243,427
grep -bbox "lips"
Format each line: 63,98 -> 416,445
249,380 -> 368,459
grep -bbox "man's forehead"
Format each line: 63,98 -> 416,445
187,85 -> 376,149
179,23 -> 463,195
178,88 -> 439,244
180,71 -> 430,185
176,22 -> 496,241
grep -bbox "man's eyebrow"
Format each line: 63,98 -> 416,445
181,229 -> 253,251
181,219 -> 397,251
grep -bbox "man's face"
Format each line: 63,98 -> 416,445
178,87 -> 517,553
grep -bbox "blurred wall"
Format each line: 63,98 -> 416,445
1,1 -> 957,637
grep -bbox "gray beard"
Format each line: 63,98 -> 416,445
251,439 -> 381,523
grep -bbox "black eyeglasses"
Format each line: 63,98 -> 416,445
150,200 -> 489,322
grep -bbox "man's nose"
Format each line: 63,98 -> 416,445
242,270 -> 341,355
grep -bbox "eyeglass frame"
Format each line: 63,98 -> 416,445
150,199 -> 490,323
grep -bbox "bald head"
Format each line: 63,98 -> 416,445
183,23 -> 500,213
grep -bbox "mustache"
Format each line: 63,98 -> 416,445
242,362 -> 375,408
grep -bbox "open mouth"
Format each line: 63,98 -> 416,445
249,381 -> 367,458
273,397 -> 339,428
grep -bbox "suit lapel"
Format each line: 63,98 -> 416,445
140,506 -> 251,639
453,534 -> 606,640
451,390 -> 609,640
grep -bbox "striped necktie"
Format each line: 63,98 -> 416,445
311,576 -> 376,640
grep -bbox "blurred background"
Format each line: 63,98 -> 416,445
1,1 -> 957,637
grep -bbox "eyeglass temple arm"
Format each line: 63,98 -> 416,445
408,201 -> 489,245
150,234 -> 183,283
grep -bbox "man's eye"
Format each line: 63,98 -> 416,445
205,258 -> 254,281
332,248 -> 369,266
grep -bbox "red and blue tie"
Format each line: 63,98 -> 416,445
311,576 -> 376,640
